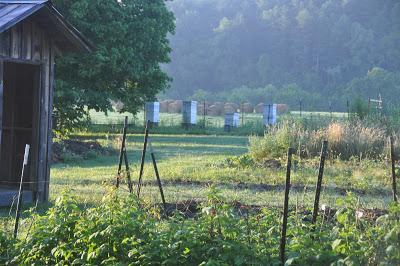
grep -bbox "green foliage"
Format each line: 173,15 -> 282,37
52,0 -> 175,135
1,191 -> 399,265
249,120 -> 303,161
224,154 -> 255,169
209,84 -> 320,108
350,98 -> 369,120
249,119 -> 390,161
165,0 -> 400,110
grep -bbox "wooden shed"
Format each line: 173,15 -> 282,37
0,0 -> 91,206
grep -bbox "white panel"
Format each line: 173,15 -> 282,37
263,104 -> 277,125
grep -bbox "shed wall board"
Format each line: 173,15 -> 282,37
0,60 -> 3,168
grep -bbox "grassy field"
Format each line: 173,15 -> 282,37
89,109 -> 264,127
89,109 -> 346,127
1,132 -> 393,218
46,133 -> 393,210
0,132 -> 397,265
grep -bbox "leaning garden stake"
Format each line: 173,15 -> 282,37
280,148 -> 293,265
137,120 -> 150,197
312,140 -> 328,224
136,121 -> 167,208
116,116 -> 133,193
14,145 -> 30,239
390,136 -> 398,202
149,140 -> 167,209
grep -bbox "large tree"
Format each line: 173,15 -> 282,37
52,0 -> 175,134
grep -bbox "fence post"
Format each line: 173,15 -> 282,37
390,136 -> 398,202
149,141 -> 167,210
312,140 -> 328,224
116,116 -> 128,188
137,120 -> 150,198
14,145 -> 30,239
280,147 -> 293,265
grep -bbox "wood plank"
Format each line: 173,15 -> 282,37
0,56 -> 42,65
31,22 -> 41,61
21,20 -> 32,60
0,60 -> 3,166
10,24 -> 21,59
44,40 -> 55,201
37,34 -> 49,201
31,62 -> 41,196
0,30 -> 11,57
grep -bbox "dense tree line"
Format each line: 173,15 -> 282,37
164,0 -> 400,110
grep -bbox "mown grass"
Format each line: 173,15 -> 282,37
0,132 -> 395,239
46,133 -> 393,209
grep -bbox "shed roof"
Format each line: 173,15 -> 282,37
0,0 -> 92,52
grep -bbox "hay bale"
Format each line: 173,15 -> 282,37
241,102 -> 254,113
208,104 -> 224,116
224,102 -> 239,113
160,100 -> 169,113
254,103 -> 265,114
214,102 -> 224,110
168,100 -> 183,113
277,104 -> 289,114
197,101 -> 211,115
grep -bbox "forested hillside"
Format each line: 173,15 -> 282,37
164,0 -> 400,110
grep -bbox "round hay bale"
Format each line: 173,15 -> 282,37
160,100 -> 169,113
197,101 -> 212,115
214,102 -> 224,110
224,103 -> 239,113
241,102 -> 254,113
254,103 -> 265,114
277,104 -> 289,114
168,100 -> 183,113
208,105 -> 224,116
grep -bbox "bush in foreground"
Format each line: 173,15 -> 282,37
1,191 -> 399,265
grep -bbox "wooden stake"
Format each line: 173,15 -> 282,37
390,136 -> 398,202
280,147 -> 293,265
312,140 -> 328,224
116,116 -> 128,188
14,145 -> 30,239
149,140 -> 166,209
137,120 -> 150,198
123,150 -> 133,193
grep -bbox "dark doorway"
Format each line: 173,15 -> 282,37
0,62 -> 40,189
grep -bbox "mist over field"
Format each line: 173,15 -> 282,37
163,0 -> 400,110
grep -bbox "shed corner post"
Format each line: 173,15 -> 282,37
0,60 -> 3,164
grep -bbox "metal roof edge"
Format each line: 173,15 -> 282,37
0,3 -> 45,33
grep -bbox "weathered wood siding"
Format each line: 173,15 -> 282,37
0,18 -> 55,202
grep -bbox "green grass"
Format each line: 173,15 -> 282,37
47,133 -> 394,209
1,133 -> 394,220
87,109 -> 349,136
0,133 -> 395,242
89,109 -> 264,127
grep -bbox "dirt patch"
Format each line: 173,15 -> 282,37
157,200 -> 388,222
261,159 -> 282,169
53,140 -> 113,163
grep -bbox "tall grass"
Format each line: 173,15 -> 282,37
249,120 -> 393,161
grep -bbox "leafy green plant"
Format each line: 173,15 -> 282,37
2,190 -> 399,265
